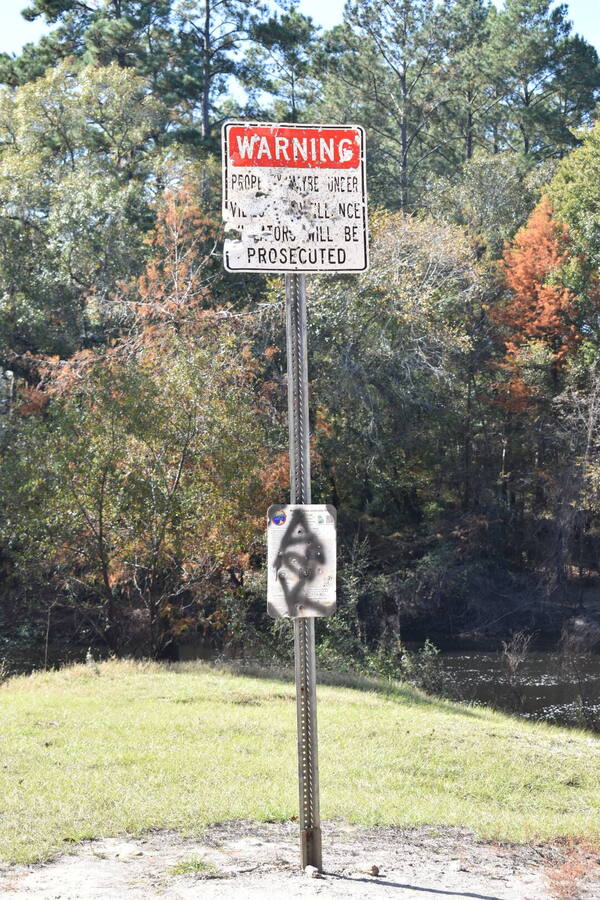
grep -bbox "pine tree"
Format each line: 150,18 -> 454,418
1,2 -> 177,91
438,0 -> 494,162
3,1 -> 261,146
489,0 -> 600,157
244,8 -> 319,122
317,0 -> 445,211
173,0 -> 262,144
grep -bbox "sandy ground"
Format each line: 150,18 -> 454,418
1,821 -> 599,900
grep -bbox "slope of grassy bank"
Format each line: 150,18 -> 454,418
1,660 -> 599,863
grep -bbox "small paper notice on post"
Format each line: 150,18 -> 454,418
267,505 -> 336,618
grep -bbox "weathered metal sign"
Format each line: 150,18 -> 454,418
267,505 -> 337,618
222,122 -> 368,272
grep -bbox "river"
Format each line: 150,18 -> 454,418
438,650 -> 600,730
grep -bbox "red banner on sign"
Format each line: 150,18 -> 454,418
227,125 -> 361,169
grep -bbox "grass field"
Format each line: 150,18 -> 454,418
1,659 -> 599,864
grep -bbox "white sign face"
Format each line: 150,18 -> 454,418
222,122 -> 368,273
267,505 -> 336,618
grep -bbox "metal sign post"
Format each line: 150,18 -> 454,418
285,272 -> 321,870
221,120 -> 369,874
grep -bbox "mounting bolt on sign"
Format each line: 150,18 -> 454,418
221,121 -> 369,872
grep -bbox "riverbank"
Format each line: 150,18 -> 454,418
4,643 -> 600,732
1,659 -> 598,867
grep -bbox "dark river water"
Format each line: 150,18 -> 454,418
437,651 -> 600,730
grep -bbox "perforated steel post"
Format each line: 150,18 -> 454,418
285,273 -> 322,872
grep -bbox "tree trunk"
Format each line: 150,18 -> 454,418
400,71 -> 409,212
465,105 -> 473,161
202,1 -> 211,140
400,121 -> 409,212
463,374 -> 473,509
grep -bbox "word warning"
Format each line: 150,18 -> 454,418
222,122 -> 368,272
267,505 -> 337,618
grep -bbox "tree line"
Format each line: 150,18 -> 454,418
0,0 -> 599,669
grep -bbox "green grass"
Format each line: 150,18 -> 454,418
168,855 -> 217,875
1,659 -> 599,863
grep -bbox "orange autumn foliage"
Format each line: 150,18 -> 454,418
494,196 -> 580,409
14,385 -> 49,416
133,180 -> 219,327
499,196 -> 579,360
14,182 -> 224,410
259,451 -> 290,496
263,345 -> 279,361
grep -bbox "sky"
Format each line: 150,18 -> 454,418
0,0 -> 598,55
299,0 -> 600,48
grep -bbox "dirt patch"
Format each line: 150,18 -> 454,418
0,821 -> 598,899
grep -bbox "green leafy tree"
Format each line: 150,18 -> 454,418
309,211 -> 492,519
426,151 -> 540,257
546,121 -> 600,358
0,329 -> 268,657
0,62 -> 167,359
0,173 -> 272,656
549,119 -> 600,273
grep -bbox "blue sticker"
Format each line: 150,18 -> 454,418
272,510 -> 287,526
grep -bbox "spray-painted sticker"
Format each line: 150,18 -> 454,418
267,504 -> 336,618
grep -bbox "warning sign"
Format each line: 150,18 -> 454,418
267,505 -> 337,618
222,122 -> 368,273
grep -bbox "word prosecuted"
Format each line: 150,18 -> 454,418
222,122 -> 369,273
